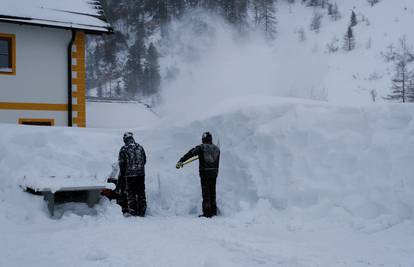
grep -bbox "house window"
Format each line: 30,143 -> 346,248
19,118 -> 55,126
0,33 -> 16,75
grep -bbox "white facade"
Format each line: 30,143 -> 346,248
0,22 -> 72,126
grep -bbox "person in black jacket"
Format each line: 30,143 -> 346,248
176,132 -> 220,217
118,132 -> 147,217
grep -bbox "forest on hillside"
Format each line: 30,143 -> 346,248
87,0 -> 414,106
88,0 -> 306,102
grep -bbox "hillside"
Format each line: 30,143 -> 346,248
89,0 -> 414,106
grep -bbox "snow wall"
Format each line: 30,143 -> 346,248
1,99 -> 414,232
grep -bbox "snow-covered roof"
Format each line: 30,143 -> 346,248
0,0 -> 112,34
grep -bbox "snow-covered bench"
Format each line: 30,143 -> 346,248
20,175 -> 109,216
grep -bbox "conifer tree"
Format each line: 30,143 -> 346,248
234,0 -> 248,30
143,43 -> 161,96
367,0 -> 379,7
310,12 -> 323,33
125,39 -> 145,97
169,0 -> 186,17
385,61 -> 414,103
350,10 -> 357,27
383,36 -> 414,102
343,26 -> 355,51
254,0 -> 277,39
328,3 -> 341,21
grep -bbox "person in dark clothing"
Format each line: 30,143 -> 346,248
176,132 -> 220,218
118,132 -> 147,217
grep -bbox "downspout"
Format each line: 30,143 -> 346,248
67,30 -> 76,127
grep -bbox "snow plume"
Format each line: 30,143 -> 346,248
159,9 -> 329,124
155,0 -> 414,119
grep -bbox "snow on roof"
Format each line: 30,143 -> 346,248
0,0 -> 112,33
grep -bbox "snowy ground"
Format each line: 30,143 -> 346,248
1,98 -> 414,266
2,211 -> 414,267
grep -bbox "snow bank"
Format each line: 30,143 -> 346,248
1,99 -> 414,233
86,101 -> 160,129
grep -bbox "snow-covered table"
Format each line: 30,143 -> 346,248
20,176 -> 109,216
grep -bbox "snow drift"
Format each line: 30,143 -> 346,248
2,99 -> 414,266
1,98 -> 414,233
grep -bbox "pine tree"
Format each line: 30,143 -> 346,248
169,0 -> 186,18
86,50 -> 97,94
254,0 -> 277,39
145,0 -> 171,36
310,12 -> 323,33
143,43 -> 161,96
409,80 -> 414,102
350,10 -> 357,27
125,38 -> 145,98
367,0 -> 379,7
385,61 -> 414,103
328,3 -> 341,21
343,26 -> 355,51
234,0 -> 248,30
99,33 -> 124,96
383,36 -> 414,102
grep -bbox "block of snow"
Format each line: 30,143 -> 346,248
20,175 -> 109,193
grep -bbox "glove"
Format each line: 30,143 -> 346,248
176,162 -> 183,169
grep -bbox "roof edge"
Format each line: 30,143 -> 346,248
0,17 -> 113,35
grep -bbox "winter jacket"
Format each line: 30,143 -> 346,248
119,140 -> 147,178
179,143 -> 220,175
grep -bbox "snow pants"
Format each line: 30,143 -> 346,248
125,175 -> 147,216
200,171 -> 218,217
115,176 -> 127,212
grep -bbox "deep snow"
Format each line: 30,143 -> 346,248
1,98 -> 414,266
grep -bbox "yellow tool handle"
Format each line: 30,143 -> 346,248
182,156 -> 199,166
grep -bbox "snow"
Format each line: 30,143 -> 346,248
2,1 -> 414,265
160,0 -> 414,106
20,175 -> 108,193
87,101 -> 160,129
0,0 -> 111,33
1,98 -> 414,266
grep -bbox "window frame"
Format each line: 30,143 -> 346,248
19,118 -> 55,126
0,33 -> 16,75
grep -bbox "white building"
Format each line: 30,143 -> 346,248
0,0 -> 112,127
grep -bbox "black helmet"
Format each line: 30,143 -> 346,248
123,132 -> 134,143
202,132 -> 212,144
